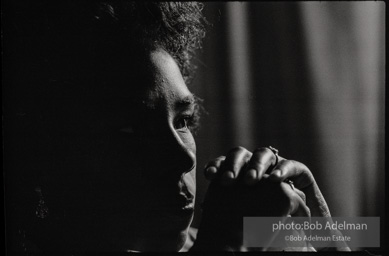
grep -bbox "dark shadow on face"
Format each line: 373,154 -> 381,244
9,44 -> 197,251
69,48 -> 197,251
4,1 -> 207,252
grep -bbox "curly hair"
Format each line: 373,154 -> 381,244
8,1 -> 206,83
94,1 -> 207,83
5,2 -> 208,251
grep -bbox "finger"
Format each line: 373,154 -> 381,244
304,183 -> 331,217
271,161 -> 330,217
243,147 -> 277,185
285,162 -> 330,216
204,156 -> 226,180
269,160 -> 313,189
268,159 -> 295,182
220,147 -> 252,185
287,189 -> 311,217
293,187 -> 306,203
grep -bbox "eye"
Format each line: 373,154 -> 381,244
174,115 -> 193,130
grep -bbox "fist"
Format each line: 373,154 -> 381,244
193,147 -> 313,251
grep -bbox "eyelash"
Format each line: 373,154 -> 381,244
174,108 -> 200,133
175,115 -> 195,130
119,101 -> 202,134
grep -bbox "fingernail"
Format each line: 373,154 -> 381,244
205,166 -> 217,179
224,171 -> 235,179
221,171 -> 235,184
244,169 -> 257,185
206,166 -> 217,175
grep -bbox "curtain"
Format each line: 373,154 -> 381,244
191,1 -> 384,227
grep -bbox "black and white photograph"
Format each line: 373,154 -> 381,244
3,1 -> 385,254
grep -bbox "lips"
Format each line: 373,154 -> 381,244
156,171 -> 196,217
163,186 -> 194,217
137,166 -> 196,217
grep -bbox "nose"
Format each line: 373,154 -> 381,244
144,124 -> 196,178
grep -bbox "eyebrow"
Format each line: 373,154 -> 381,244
175,94 -> 196,110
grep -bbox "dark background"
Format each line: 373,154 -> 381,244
189,2 -> 385,237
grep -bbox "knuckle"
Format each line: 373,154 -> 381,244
284,159 -> 293,165
249,154 -> 272,168
277,159 -> 288,167
250,158 -> 267,168
294,161 -> 315,180
293,160 -> 308,171
304,165 -> 313,176
281,160 -> 294,169
253,147 -> 272,154
229,146 -> 247,154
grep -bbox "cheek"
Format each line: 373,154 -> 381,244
180,132 -> 197,173
182,133 -> 197,198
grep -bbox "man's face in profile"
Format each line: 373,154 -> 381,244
58,48 -> 197,251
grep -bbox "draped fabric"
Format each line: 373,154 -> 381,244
191,2 -> 384,227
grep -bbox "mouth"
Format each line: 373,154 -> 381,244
178,192 -> 195,210
162,196 -> 195,217
160,171 -> 196,216
166,189 -> 195,216
179,170 -> 196,207
137,167 -> 196,218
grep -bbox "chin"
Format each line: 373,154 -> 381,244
126,211 -> 194,252
152,211 -> 194,251
175,229 -> 191,251
128,225 -> 191,252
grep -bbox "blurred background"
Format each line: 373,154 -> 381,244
190,1 -> 385,231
